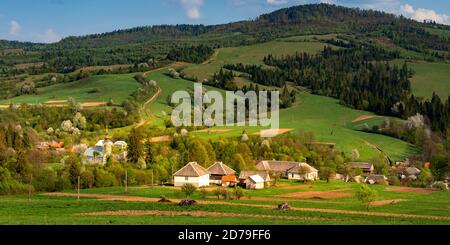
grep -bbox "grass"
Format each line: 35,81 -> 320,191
0,74 -> 139,105
187,92 -> 418,161
405,61 -> 450,99
0,180 -> 448,224
183,40 -> 332,81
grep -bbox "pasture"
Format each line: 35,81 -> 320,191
407,61 -> 450,99
0,181 -> 448,225
0,74 -> 139,106
142,68 -> 419,161
182,40 -> 332,81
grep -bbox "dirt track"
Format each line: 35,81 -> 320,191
79,210 -> 331,221
43,192 -> 450,221
386,187 -> 437,194
352,115 -> 379,123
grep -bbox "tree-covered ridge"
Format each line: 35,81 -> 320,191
167,45 -> 214,64
264,46 -> 449,134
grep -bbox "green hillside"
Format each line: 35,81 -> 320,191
0,74 -> 139,105
183,40 -> 333,80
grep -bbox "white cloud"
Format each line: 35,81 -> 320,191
319,0 -> 335,4
9,20 -> 21,35
399,4 -> 449,24
267,0 -> 288,5
41,29 -> 62,43
180,0 -> 204,20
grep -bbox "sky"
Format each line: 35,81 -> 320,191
0,0 -> 449,43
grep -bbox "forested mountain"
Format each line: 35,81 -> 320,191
1,3 -> 448,64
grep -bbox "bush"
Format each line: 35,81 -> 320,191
355,184 -> 378,211
199,187 -> 209,200
180,183 -> 197,199
234,187 -> 244,200
34,168 -> 57,192
81,169 -> 95,189
94,168 -> 118,188
0,167 -> 30,195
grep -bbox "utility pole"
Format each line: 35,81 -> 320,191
151,169 -> 154,187
125,169 -> 128,194
77,176 -> 80,201
28,174 -> 33,202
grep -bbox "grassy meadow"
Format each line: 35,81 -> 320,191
0,180 -> 448,225
0,74 -> 139,105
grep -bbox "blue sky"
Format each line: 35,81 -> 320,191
0,0 -> 449,43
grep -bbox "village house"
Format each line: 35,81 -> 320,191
84,146 -> 104,165
256,160 -> 300,178
207,162 -> 236,185
365,175 -> 388,185
239,170 -> 271,184
173,162 -> 210,187
83,139 -> 127,165
256,160 -> 319,181
287,163 -> 319,181
244,175 -> 265,190
347,162 -> 375,175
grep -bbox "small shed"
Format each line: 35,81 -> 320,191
221,175 -> 238,187
366,175 -> 388,185
245,175 -> 265,190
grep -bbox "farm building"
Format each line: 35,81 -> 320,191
256,160 -> 300,178
114,141 -> 128,149
221,175 -> 238,187
244,175 -> 265,190
207,162 -> 236,185
366,175 -> 388,185
84,146 -> 104,165
287,163 -> 319,181
347,162 -> 375,175
256,160 -> 319,181
239,171 -> 271,183
173,162 -> 210,187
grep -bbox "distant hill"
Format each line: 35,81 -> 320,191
1,3 -> 449,71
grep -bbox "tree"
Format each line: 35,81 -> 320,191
355,184 -> 377,211
181,183 -> 197,199
213,187 -> 223,199
234,187 -> 244,200
127,128 -> 144,163
321,167 -> 336,183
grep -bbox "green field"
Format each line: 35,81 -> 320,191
183,40 -> 332,81
407,61 -> 450,99
144,69 -> 418,162
0,74 -> 139,105
0,181 -> 448,224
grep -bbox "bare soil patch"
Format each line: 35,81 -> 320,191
253,128 -> 294,136
43,193 -> 162,202
44,192 -> 450,221
45,100 -> 68,104
278,185 -> 315,190
79,210 -> 331,221
386,187 -> 437,194
193,129 -> 232,133
276,189 -> 352,199
371,199 -> 406,207
148,135 -> 171,143
352,115 -> 379,123
80,102 -> 106,107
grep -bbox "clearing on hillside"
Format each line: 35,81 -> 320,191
0,74 -> 139,106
